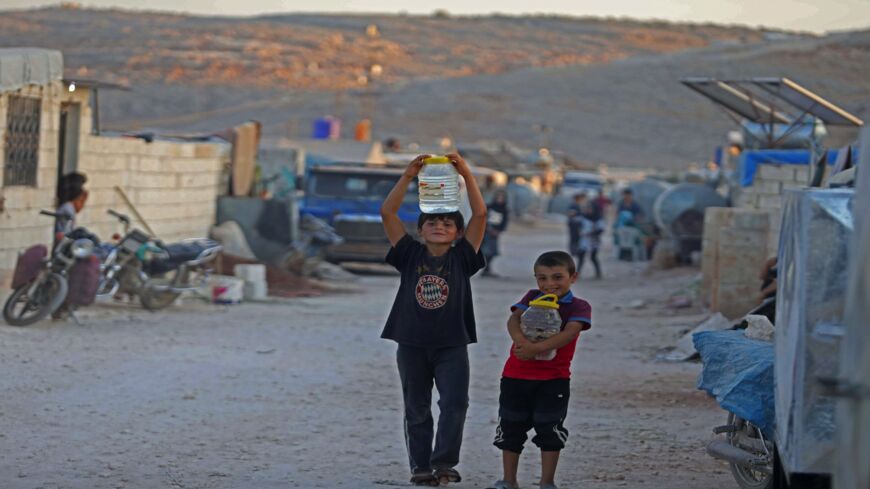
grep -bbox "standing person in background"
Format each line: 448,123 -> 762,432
617,188 -> 642,220
565,193 -> 586,260
482,190 -> 510,277
576,201 -> 604,279
55,172 -> 88,237
592,189 -> 610,221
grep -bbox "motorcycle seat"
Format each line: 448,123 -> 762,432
145,241 -> 220,276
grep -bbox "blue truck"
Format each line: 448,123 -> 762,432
300,163 -> 420,263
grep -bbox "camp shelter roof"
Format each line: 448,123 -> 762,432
0,48 -> 63,93
681,77 -> 863,127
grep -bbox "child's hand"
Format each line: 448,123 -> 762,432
447,153 -> 472,177
513,340 -> 539,361
405,155 -> 429,178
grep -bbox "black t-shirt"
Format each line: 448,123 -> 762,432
381,234 -> 486,348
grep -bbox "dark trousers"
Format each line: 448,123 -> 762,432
494,377 -> 570,453
577,248 -> 601,278
397,344 -> 470,473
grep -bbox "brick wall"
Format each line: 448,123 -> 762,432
0,81 -> 229,285
734,163 -> 811,255
75,134 -> 228,244
0,82 -> 65,284
701,207 -> 771,319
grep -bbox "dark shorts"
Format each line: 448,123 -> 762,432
494,377 -> 570,453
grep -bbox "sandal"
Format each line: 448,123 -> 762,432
487,481 -> 519,489
410,471 -> 439,487
434,467 -> 462,484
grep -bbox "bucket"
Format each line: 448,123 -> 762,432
209,276 -> 244,304
234,264 -> 266,282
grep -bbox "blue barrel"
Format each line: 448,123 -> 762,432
312,118 -> 332,139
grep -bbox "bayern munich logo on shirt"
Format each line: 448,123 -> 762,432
416,275 -> 449,309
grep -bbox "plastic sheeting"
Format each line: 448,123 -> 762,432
738,149 -> 839,187
0,48 -> 63,93
775,188 -> 854,475
653,183 -> 727,239
694,330 -> 776,437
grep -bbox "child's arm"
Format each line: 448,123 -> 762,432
449,153 -> 487,252
381,155 -> 426,246
507,309 -> 531,346
514,321 -> 585,360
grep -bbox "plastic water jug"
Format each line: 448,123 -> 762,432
418,156 -> 460,214
520,294 -> 562,361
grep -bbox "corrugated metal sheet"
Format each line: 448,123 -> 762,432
0,48 -> 63,93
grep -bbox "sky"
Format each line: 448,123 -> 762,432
1,0 -> 869,33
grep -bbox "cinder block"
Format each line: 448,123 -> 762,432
714,285 -> 761,320
793,166 -> 811,183
758,165 -> 795,181
758,195 -> 782,209
756,180 -> 782,195
733,211 -> 770,230
177,172 -> 220,189
194,144 -> 218,158
130,173 -> 178,189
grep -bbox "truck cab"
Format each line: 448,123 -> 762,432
300,163 -> 419,263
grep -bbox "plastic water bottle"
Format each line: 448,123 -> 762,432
520,294 -> 562,361
418,156 -> 460,214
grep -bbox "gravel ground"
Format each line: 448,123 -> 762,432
0,220 -> 735,489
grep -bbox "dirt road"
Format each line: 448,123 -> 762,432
0,221 -> 733,488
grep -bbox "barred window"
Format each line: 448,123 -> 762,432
3,96 -> 42,187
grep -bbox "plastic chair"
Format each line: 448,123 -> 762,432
615,226 -> 646,261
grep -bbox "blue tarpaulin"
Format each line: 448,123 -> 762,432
694,330 -> 776,437
739,149 -> 839,187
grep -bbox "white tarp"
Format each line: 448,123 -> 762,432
0,48 -> 63,93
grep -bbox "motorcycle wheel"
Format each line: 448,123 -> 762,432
2,273 -> 69,326
139,279 -> 181,311
728,412 -> 774,489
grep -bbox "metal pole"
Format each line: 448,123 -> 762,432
835,125 -> 870,489
114,186 -> 157,236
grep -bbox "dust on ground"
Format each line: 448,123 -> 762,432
0,220 -> 734,488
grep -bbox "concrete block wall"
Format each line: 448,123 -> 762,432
75,136 -> 228,244
701,207 -> 770,320
0,82 -> 66,286
0,81 -> 230,285
734,163 -> 810,256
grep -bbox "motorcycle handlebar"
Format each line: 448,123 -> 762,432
39,210 -> 68,220
107,209 -> 131,223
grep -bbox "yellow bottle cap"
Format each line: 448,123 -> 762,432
528,294 -> 560,309
423,156 -> 450,164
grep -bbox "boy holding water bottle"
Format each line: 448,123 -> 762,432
380,153 -> 488,486
489,251 -> 592,489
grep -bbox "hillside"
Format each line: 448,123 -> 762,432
2,6 -> 868,169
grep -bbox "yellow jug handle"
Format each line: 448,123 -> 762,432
423,156 -> 450,164
528,293 -> 560,309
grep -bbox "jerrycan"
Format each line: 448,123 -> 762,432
520,293 -> 562,361
418,156 -> 460,214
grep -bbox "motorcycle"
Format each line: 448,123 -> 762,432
3,211 -> 101,326
695,312 -> 777,489
708,412 -> 774,489
98,209 -> 223,310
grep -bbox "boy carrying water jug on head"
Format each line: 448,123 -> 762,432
489,251 -> 592,489
380,153 -> 487,486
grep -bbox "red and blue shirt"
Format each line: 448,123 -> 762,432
502,289 -> 592,380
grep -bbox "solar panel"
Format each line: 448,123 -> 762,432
681,77 -> 791,124
750,77 -> 863,127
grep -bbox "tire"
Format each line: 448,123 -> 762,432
139,278 -> 181,311
2,273 -> 68,326
728,413 -> 774,489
